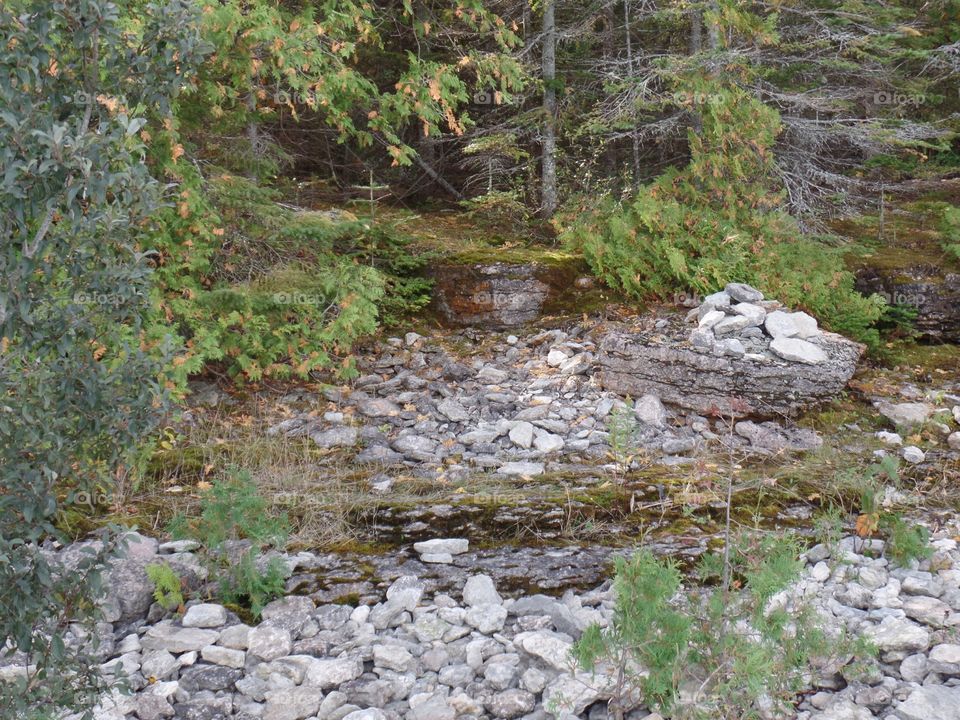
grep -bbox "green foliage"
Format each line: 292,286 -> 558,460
563,3 -> 886,350
169,469 -> 288,549
606,403 -> 639,467
884,516 -> 933,568
575,534 -> 858,719
574,550 -> 690,710
939,206 -> 960,262
0,1 -> 206,715
146,562 -> 185,612
169,469 -> 289,617
283,215 -> 434,328
218,553 -> 288,618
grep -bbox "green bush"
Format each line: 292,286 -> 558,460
169,469 -> 289,617
564,76 -> 886,350
940,206 -> 960,262
147,171 -> 433,386
574,535 -> 858,719
0,1 -> 207,715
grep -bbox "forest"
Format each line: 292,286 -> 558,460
2,1 -> 960,719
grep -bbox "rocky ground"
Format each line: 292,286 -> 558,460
42,284 -> 960,720
34,522 -> 960,720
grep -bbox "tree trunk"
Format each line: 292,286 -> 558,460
247,90 -> 259,182
689,7 -> 702,54
707,0 -> 720,50
689,7 -> 704,136
602,2 -> 618,178
541,0 -> 558,217
624,0 -> 640,184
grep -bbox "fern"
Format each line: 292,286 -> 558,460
146,562 -> 185,612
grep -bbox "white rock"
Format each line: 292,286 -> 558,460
248,625 -> 292,661
713,315 -> 752,336
902,445 -> 925,464
875,431 -> 903,446
437,398 -> 470,422
263,687 -> 323,720
141,625 -> 220,654
421,553 -> 454,564
463,575 -> 503,607
509,421 -> 535,449
810,698 -> 875,720
497,461 -> 545,477
413,538 -> 469,556
181,603 -> 228,628
810,561 -> 831,583
948,431 -> 960,450
303,657 -> 363,689
200,645 -> 245,669
702,290 -> 732,309
634,394 -> 667,428
732,302 -> 766,326
791,311 -> 820,338
903,595 -> 950,627
373,644 -> 415,672
724,282 -> 764,303
769,337 -> 827,365
698,310 -> 726,330
217,624 -> 251,649
546,349 -> 568,367
763,310 -> 799,338
866,616 -> 930,653
465,604 -> 508,634
928,643 -> 960,674
533,431 -> 565,453
514,631 -> 574,671
876,401 -> 934,428
896,686 -> 960,720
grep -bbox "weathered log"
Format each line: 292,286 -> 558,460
597,322 -> 864,418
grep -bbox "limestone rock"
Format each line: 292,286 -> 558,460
598,323 -> 862,417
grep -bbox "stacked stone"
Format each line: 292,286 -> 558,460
687,282 -> 827,364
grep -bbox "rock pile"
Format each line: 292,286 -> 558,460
19,525 -> 960,720
688,282 -> 825,364
598,283 -> 865,417
263,320 -> 834,472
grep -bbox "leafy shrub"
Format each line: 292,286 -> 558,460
884,516 -> 932,567
564,76 -> 886,349
0,1 -> 206,714
282,215 -> 434,328
146,562 -> 186,612
218,553 -> 289,618
574,535 -> 857,719
940,206 -> 960,262
147,169 -> 435,385
169,470 -> 289,617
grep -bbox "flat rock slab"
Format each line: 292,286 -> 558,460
596,322 -> 864,417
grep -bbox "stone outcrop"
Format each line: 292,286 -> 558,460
430,260 -> 584,328
855,264 -> 960,343
597,283 -> 865,417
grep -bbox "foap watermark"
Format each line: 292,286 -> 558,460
672,91 -> 724,106
70,490 -> 114,510
877,290 -> 926,307
472,89 -> 501,105
73,291 -> 131,307
873,91 -> 926,107
272,291 -> 325,305
670,290 -> 704,308
472,290 -> 518,308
